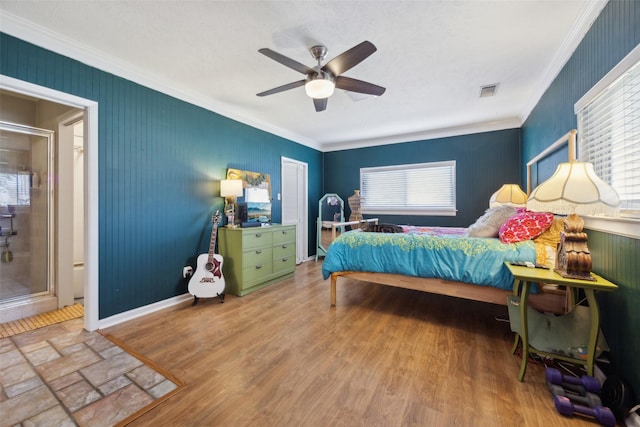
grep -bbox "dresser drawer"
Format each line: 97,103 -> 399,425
273,254 -> 295,275
272,226 -> 295,245
243,230 -> 273,249
273,242 -> 295,260
243,246 -> 272,265
242,263 -> 273,287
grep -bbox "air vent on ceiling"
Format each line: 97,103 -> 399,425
479,83 -> 499,98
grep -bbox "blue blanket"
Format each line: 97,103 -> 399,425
321,230 -> 537,290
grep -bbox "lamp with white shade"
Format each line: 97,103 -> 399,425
489,184 -> 528,208
527,161 -> 620,280
220,179 -> 244,228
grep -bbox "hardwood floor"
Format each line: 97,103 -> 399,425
103,261 -> 599,427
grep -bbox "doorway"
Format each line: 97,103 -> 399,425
281,157 -> 308,263
0,76 -> 99,330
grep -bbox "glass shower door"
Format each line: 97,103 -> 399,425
0,122 -> 53,302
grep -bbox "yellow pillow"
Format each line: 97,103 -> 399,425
533,218 -> 564,266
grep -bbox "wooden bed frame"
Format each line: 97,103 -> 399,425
327,130 -> 578,315
330,271 -> 569,313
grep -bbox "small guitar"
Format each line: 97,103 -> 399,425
188,211 -> 225,305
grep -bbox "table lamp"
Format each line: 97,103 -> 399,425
489,184 -> 527,208
220,179 -> 244,228
526,161 -> 620,280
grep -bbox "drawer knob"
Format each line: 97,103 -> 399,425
255,233 -> 262,237
255,264 -> 263,269
255,249 -> 262,254
281,245 -> 288,249
282,257 -> 289,262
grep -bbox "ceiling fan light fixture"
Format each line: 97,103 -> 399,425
305,73 -> 335,99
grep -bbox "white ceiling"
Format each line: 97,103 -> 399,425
0,1 -> 606,152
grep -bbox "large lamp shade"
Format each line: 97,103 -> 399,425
527,162 -> 620,216
526,161 -> 620,280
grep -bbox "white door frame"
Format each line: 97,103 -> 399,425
281,156 -> 308,263
1,75 -> 100,331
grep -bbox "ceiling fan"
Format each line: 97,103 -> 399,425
256,41 -> 386,112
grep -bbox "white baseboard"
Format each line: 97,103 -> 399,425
97,293 -> 193,330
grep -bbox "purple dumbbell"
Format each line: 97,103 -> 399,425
554,395 -> 616,427
548,384 -> 603,408
546,367 -> 601,394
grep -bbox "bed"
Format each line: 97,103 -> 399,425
322,132 -> 578,314
322,223 -> 566,312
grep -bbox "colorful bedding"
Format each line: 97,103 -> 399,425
321,226 -> 537,290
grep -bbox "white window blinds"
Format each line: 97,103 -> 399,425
576,48 -> 640,217
360,161 -> 456,216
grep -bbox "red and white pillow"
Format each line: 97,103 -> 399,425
499,211 -> 554,244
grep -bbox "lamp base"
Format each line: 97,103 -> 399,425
554,213 -> 596,281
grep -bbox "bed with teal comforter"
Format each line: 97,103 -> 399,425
321,226 -> 537,290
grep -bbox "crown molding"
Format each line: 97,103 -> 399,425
320,117 -> 522,152
0,12 -> 322,151
519,0 -> 608,124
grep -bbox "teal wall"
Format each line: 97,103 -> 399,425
522,0 -> 640,395
323,128 -> 521,227
0,33 -> 323,319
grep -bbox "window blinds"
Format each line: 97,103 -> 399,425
360,161 -> 456,215
577,59 -> 640,215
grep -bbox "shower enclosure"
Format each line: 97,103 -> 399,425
0,122 -> 54,316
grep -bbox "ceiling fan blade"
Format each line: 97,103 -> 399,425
322,41 -> 377,76
314,98 -> 328,112
257,80 -> 306,97
259,48 -> 315,75
335,76 -> 386,96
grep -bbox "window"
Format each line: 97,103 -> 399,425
360,161 -> 456,216
575,45 -> 640,218
0,172 -> 31,206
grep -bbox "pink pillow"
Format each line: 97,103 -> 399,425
499,211 -> 554,244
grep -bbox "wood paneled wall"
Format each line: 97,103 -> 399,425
1,33 -> 323,318
323,128 -> 522,228
522,0 -> 640,396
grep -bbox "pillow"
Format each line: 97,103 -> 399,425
361,222 -> 404,233
499,211 -> 554,244
533,217 -> 565,265
465,205 -> 518,237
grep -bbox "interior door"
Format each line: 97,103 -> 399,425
281,157 -> 307,264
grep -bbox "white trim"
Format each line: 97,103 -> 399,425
574,43 -> 640,113
1,74 -> 100,331
97,294 -> 192,330
520,0 -> 608,124
281,156 -> 308,264
321,117 -> 521,152
1,9 -> 595,154
0,11 -> 320,152
584,217 -> 640,240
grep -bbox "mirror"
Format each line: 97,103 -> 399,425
316,193 -> 344,260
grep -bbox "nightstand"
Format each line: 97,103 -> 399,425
505,262 -> 618,381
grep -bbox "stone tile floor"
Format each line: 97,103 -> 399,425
0,318 -> 181,426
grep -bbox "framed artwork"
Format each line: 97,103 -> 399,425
226,168 -> 272,223
226,168 -> 271,200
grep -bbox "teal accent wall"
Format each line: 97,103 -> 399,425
1,33 -> 323,318
323,128 -> 521,227
522,0 -> 640,395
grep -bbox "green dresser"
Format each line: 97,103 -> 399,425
218,224 -> 296,296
